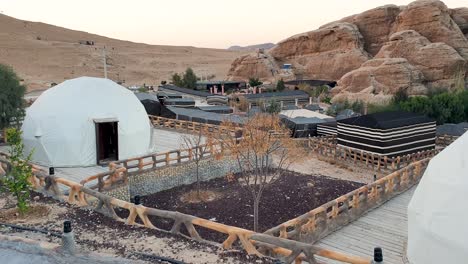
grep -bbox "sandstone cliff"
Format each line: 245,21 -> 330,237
227,0 -> 468,104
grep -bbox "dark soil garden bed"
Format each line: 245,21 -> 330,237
139,171 -> 364,242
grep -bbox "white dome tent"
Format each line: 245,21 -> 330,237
407,132 -> 468,263
22,77 -> 152,167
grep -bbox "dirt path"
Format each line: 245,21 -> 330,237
290,155 -> 381,184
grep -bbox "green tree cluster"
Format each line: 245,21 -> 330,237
248,77 -> 263,88
369,89 -> 468,125
0,64 -> 26,130
171,68 -> 198,89
276,79 -> 286,91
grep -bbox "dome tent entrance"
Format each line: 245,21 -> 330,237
407,132 -> 468,263
22,77 -> 152,167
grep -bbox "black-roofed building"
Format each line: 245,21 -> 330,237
197,105 -> 233,114
158,85 -> 211,100
197,81 -> 246,93
337,111 -> 436,156
167,106 -> 246,125
281,116 -> 329,138
284,79 -> 337,88
135,92 -> 162,116
243,90 -> 309,107
163,98 -> 195,108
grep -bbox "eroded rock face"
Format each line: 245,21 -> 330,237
451,7 -> 468,38
327,5 -> 402,56
227,53 -> 278,81
392,0 -> 468,59
269,23 -> 370,80
227,0 -> 468,103
376,30 -> 466,90
332,58 -> 427,104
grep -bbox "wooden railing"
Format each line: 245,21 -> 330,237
304,136 -> 439,172
0,151 -> 372,264
264,158 -> 430,244
110,142 -> 224,175
79,163 -> 128,192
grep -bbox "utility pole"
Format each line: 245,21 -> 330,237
103,46 -> 108,79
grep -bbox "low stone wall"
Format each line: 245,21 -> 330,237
128,157 -> 239,197
103,184 -> 130,202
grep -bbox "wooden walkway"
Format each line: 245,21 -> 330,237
315,187 -> 415,264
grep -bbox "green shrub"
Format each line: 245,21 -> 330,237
2,128 -> 33,214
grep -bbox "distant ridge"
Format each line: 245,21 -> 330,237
228,43 -> 275,52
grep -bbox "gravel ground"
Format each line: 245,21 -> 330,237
137,171 -> 363,242
0,192 -> 274,264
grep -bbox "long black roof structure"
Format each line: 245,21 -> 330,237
284,79 -> 337,87
338,111 -> 435,130
167,106 -> 246,125
159,85 -> 212,98
244,90 -> 309,100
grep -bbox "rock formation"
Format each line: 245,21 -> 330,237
332,58 -> 427,104
326,5 -> 401,56
227,0 -> 468,104
376,30 -> 466,90
451,8 -> 468,39
227,53 -> 278,81
269,23 -> 370,81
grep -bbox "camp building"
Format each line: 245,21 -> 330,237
336,111 -> 436,156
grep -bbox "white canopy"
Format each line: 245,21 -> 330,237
407,132 -> 468,263
22,77 -> 152,167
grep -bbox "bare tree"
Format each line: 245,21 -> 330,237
213,114 -> 304,232
180,128 -> 210,199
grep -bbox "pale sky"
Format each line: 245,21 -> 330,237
0,0 -> 465,49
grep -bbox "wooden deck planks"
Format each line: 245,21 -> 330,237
315,187 -> 416,264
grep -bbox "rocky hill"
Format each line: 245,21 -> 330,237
0,14 -> 240,91
228,43 -> 275,52
227,0 -> 468,104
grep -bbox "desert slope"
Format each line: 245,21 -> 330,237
0,14 -> 240,91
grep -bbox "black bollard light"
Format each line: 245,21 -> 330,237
63,220 -> 72,233
61,220 -> 76,255
374,174 -> 377,181
49,167 -> 55,176
374,247 -> 383,263
134,195 -> 141,205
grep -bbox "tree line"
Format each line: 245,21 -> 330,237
330,88 -> 468,125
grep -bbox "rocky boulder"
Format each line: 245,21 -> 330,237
376,30 -> 466,90
269,22 -> 370,80
451,7 -> 468,38
326,5 -> 402,56
227,53 -> 278,81
332,58 -> 427,104
392,0 -> 468,59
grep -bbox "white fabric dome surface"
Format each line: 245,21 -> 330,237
22,77 -> 152,167
407,132 -> 468,264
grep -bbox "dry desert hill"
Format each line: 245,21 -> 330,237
0,14 -> 242,91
